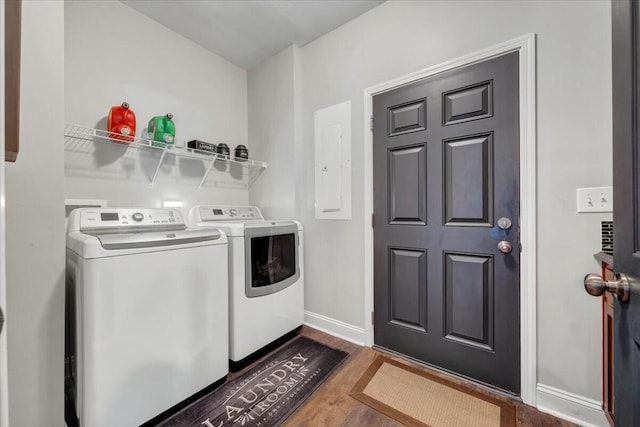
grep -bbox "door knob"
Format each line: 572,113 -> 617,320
584,273 -> 637,303
497,240 -> 512,254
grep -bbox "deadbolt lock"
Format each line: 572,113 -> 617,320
497,217 -> 512,230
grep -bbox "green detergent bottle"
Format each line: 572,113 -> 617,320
147,113 -> 175,148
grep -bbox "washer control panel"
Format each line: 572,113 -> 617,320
197,206 -> 263,222
77,208 -> 184,231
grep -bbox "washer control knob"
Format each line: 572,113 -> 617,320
132,212 -> 144,222
229,209 -> 238,216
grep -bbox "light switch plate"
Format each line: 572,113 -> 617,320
577,187 -> 613,213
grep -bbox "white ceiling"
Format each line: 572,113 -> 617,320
120,0 -> 385,70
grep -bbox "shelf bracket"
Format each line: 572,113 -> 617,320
150,149 -> 167,186
199,155 -> 219,188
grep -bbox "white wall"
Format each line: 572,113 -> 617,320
283,0 -> 611,413
5,1 -> 65,425
248,46 -> 297,219
65,1 -> 249,209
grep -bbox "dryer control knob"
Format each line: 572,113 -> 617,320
229,209 -> 238,216
132,212 -> 144,222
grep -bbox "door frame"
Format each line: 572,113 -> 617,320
362,33 -> 537,405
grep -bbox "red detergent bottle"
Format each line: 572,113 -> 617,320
107,102 -> 136,142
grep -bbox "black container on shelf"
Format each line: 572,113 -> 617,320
187,139 -> 216,153
235,144 -> 249,161
216,143 -> 230,156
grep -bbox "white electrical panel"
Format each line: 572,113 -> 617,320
314,101 -> 352,220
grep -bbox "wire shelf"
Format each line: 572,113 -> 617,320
64,123 -> 266,187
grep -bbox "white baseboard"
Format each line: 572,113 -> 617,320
537,384 -> 609,427
304,310 -> 366,346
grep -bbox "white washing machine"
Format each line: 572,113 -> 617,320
66,208 -> 229,427
188,205 -> 304,370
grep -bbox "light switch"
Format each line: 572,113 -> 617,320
577,187 -> 613,213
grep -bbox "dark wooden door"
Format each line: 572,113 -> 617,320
373,52 -> 520,393
611,1 -> 640,424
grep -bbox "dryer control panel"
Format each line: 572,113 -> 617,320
196,206 -> 263,222
70,208 -> 185,233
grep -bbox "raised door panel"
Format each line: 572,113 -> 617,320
388,145 -> 427,225
443,134 -> 493,226
389,248 -> 427,332
388,99 -> 427,137
444,252 -> 494,351
443,81 -> 493,126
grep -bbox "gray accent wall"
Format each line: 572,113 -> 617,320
249,0 -> 612,404
5,2 -> 65,425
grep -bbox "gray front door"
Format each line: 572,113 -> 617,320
611,1 -> 640,423
372,52 -> 520,393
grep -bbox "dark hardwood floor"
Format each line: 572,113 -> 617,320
229,326 -> 578,427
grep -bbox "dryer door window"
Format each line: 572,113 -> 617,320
245,225 -> 300,297
251,233 -> 295,286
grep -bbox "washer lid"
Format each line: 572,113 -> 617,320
67,227 -> 227,259
96,229 -> 222,250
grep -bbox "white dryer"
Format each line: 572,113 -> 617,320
188,205 -> 304,370
66,208 -> 229,427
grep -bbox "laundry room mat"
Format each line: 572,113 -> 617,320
156,336 -> 349,427
350,356 -> 516,427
